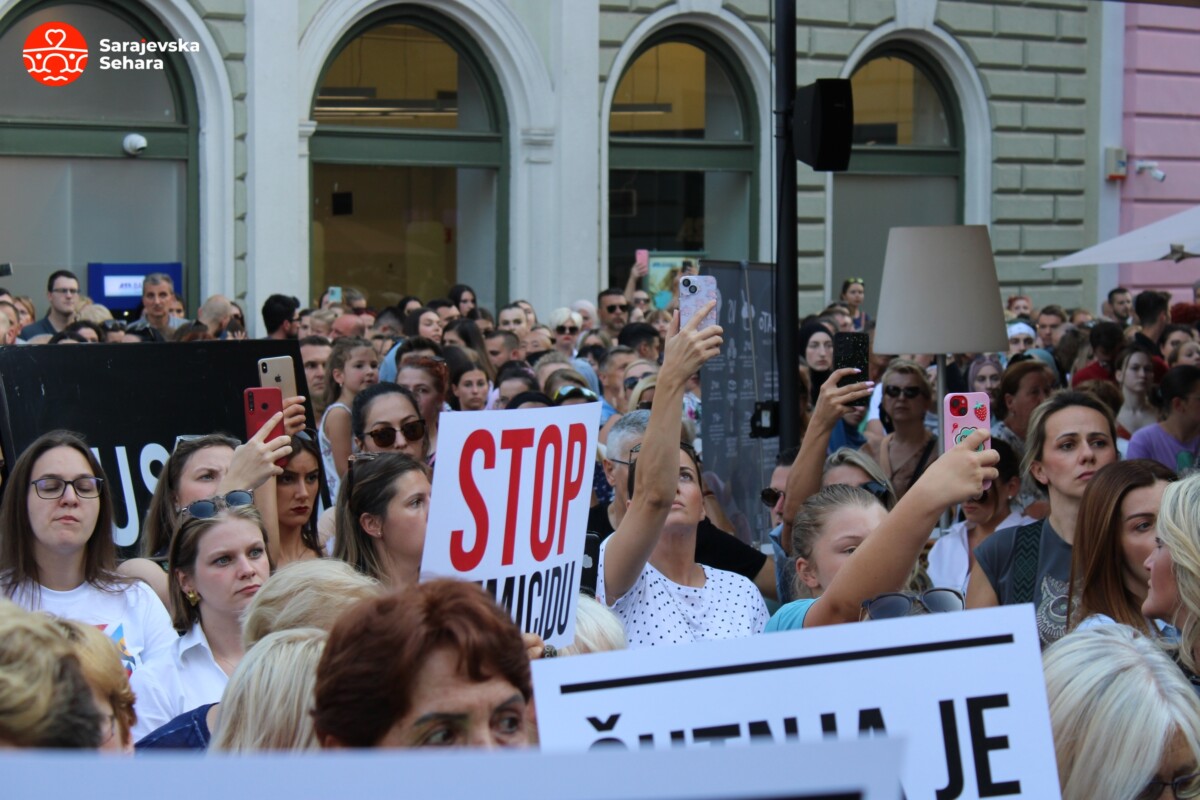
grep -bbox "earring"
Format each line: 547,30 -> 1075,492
186,590 -> 200,606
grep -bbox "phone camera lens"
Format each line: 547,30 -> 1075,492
689,284 -> 698,294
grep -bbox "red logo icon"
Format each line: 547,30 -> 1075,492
23,22 -> 88,86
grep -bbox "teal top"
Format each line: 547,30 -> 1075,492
764,598 -> 818,632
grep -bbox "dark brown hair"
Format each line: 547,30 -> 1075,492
0,431 -> 122,599
313,580 -> 531,747
141,434 -> 240,560
333,453 -> 430,583
1068,460 -> 1176,634
993,359 -> 1054,422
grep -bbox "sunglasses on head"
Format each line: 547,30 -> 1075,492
553,386 -> 598,405
179,490 -> 254,519
884,385 -> 924,399
606,302 -> 630,314
860,588 -> 964,621
364,419 -> 427,448
760,487 -> 784,507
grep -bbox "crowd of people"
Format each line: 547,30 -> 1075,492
2,264 -> 1200,800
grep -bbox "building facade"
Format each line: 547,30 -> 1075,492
1,0 -> 1188,332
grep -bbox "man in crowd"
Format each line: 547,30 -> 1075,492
598,345 -> 635,424
196,294 -> 234,338
617,322 -> 662,365
1036,304 -> 1067,350
300,335 -> 332,416
1107,286 -> 1133,327
597,287 -> 629,337
262,294 -> 301,340
20,270 -> 79,340
484,329 -> 524,372
128,273 -> 187,338
497,302 -> 530,341
428,298 -> 461,327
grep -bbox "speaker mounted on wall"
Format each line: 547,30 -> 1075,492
792,79 -> 854,172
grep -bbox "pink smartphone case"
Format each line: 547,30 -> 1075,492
944,391 -> 991,490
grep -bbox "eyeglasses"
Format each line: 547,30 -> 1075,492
1136,773 -> 1200,800
553,386 -> 598,405
624,374 -> 653,392
632,296 -> 650,306
364,420 -> 427,448
555,325 -> 580,335
51,287 -> 79,295
760,487 -> 784,507
860,588 -> 964,621
884,385 -> 924,399
179,490 -> 254,518
101,320 -> 127,332
606,303 -> 630,314
30,476 -> 104,500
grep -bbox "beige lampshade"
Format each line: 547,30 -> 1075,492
873,225 -> 1009,355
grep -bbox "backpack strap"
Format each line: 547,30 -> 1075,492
1010,521 -> 1044,605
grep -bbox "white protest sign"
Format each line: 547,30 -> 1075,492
423,404 -> 600,647
533,605 -> 1059,800
4,739 -> 902,799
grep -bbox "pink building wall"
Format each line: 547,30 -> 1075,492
1121,2 -> 1200,303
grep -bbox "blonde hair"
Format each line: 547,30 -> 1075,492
1158,474 -> 1200,674
628,375 -> 657,410
240,559 -> 381,649
879,358 -> 933,398
209,628 -> 326,752
546,307 -> 582,330
1044,625 -> 1200,800
55,619 -> 137,748
77,304 -> 114,324
559,595 -> 627,656
789,484 -> 883,599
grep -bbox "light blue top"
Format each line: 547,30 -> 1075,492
764,598 -> 818,632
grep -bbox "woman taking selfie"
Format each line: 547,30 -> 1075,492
129,504 -> 273,741
1067,459 -> 1175,634
968,391 -> 1119,647
1,431 -> 176,675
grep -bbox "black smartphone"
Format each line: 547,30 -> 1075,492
833,331 -> 870,407
580,532 -> 601,597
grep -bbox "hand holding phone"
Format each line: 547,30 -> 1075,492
679,275 -> 719,330
944,391 -> 992,491
833,332 -> 870,407
258,356 -> 298,400
244,387 -> 287,467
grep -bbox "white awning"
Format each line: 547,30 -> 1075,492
1042,204 -> 1200,268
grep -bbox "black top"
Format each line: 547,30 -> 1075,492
587,502 -> 767,581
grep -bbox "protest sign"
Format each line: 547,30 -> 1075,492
4,739 -> 903,800
0,341 -> 309,555
533,606 -> 1058,800
422,403 -> 600,648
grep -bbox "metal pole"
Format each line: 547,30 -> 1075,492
774,0 -> 800,451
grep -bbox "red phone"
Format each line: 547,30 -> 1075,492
244,387 -> 286,466
944,391 -> 991,491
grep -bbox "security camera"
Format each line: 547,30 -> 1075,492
122,133 -> 147,157
1135,160 -> 1166,183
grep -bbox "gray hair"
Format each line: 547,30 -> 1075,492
607,410 -> 650,462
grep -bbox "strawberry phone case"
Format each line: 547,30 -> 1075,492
944,391 -> 991,491
679,275 -> 719,330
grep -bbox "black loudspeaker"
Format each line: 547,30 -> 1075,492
792,78 -> 853,171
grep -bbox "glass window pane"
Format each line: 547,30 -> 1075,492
0,4 -> 179,123
314,23 -> 491,132
850,56 -> 951,147
610,42 -> 744,141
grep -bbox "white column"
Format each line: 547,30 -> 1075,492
245,0 -> 303,336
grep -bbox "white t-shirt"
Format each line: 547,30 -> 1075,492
927,511 -> 1035,594
9,579 -> 176,675
597,539 -> 769,647
129,623 -> 229,742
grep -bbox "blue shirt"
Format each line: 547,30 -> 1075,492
135,703 -> 214,750
764,598 -> 817,632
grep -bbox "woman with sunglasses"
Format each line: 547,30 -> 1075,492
839,278 -> 869,331
351,384 -> 431,464
397,354 -> 448,464
968,391 -> 1119,647
547,307 -> 583,358
129,504 -> 273,742
333,452 -> 431,588
862,359 -> 936,501
0,430 -> 176,677
927,439 -> 1033,595
275,433 -> 325,565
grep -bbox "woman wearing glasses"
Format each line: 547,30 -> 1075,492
352,384 -> 431,464
839,278 -> 869,331
129,503 -> 273,741
0,431 -> 176,676
862,360 -> 937,501
547,307 -> 583,358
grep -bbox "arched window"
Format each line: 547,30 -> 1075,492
608,30 -> 759,291
311,10 -> 506,309
0,0 -> 199,310
831,45 -> 962,317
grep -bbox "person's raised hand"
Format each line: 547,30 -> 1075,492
282,396 -> 307,436
632,262 -> 649,278
810,368 -> 874,433
911,429 -> 999,509
660,303 -> 722,387
220,412 -> 293,492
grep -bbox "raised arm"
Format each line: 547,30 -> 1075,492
780,368 -> 873,554
218,409 -> 294,564
805,429 -> 998,627
602,303 -> 722,602
624,261 -> 648,302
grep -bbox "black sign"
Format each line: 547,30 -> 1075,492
702,261 -> 780,546
0,341 -> 308,555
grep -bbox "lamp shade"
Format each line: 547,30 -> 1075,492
873,225 -> 1009,355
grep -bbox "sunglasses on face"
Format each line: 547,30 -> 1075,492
606,303 -> 630,314
884,385 -> 924,399
624,374 -> 653,392
760,487 -> 784,507
30,476 -> 104,500
364,420 -> 427,448
860,588 -> 964,621
555,325 -> 579,335
179,490 -> 254,519
632,297 -> 650,306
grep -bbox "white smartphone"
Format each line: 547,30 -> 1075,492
258,355 -> 299,400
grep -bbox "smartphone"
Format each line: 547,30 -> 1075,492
580,532 -> 601,597
635,249 -> 649,268
679,275 -> 719,330
244,387 -> 287,466
258,356 -> 298,400
833,332 -> 870,406
327,286 -> 343,304
945,391 -> 992,490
